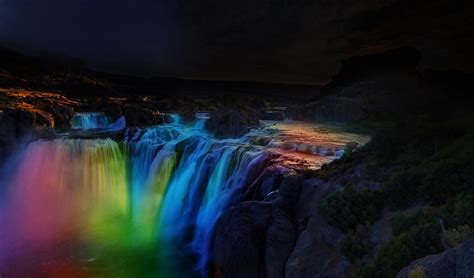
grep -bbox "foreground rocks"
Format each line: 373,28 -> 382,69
206,108 -> 260,138
396,239 -> 474,278
210,145 -> 392,278
210,176 -> 302,278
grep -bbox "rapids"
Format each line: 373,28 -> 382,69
0,113 -> 370,277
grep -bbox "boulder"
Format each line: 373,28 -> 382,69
206,108 -> 260,138
396,239 -> 474,278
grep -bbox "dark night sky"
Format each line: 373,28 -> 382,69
1,0 -> 474,84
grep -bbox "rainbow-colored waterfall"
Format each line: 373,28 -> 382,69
0,114 -> 371,277
0,117 -> 269,277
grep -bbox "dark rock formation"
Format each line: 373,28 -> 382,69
285,179 -> 348,278
121,107 -> 170,127
396,239 -> 474,278
206,109 -> 260,138
0,108 -> 53,164
211,202 -> 273,278
49,105 -> 75,128
210,176 -> 302,278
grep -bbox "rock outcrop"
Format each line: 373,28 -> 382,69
206,109 -> 260,138
396,239 -> 474,278
0,108 -> 53,164
210,176 -> 302,278
285,179 -> 348,278
120,107 -> 171,127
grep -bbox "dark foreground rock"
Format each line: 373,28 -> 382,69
206,108 -> 260,138
210,176 -> 302,278
396,239 -> 474,278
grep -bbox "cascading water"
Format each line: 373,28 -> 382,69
0,115 -> 370,277
193,112 -> 210,129
70,112 -> 111,129
0,116 -> 270,277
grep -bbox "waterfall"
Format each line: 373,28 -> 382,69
0,120 -> 268,277
0,116 -> 370,277
70,112 -> 110,129
193,112 -> 210,129
170,113 -> 182,124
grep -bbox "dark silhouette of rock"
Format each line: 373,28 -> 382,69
0,108 -> 53,164
285,179 -> 348,278
50,105 -> 75,128
396,239 -> 474,278
210,176 -> 302,278
206,109 -> 260,138
121,107 -> 170,127
211,202 -> 273,278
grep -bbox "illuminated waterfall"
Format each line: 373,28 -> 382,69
0,115 -> 370,277
70,112 -> 111,129
193,113 -> 210,129
0,120 -> 269,277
